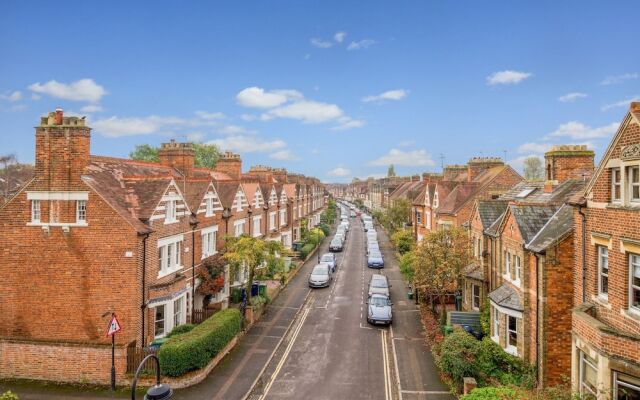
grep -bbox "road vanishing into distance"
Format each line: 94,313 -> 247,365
176,217 -> 453,400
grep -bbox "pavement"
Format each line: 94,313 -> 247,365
2,217 -> 454,400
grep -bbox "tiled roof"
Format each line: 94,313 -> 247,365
509,204 -> 559,243
464,263 -> 484,280
241,182 -> 260,204
499,179 -> 586,205
216,182 -> 241,208
477,200 -> 508,229
183,181 -> 211,213
0,163 -> 34,203
412,189 -> 426,206
526,204 -> 574,253
485,211 -> 506,237
437,183 -> 479,215
488,284 -> 523,312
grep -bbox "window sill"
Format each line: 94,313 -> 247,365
621,308 -> 640,322
158,265 -> 183,279
201,251 -> 218,260
504,345 -> 518,356
591,294 -> 612,310
491,335 -> 500,345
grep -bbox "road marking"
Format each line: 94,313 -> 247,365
390,325 -> 403,400
401,390 -> 452,394
258,304 -> 312,400
381,330 -> 392,400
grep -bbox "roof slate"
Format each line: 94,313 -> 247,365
477,200 -> 508,229
509,204 -> 559,243
526,204 -> 574,253
488,284 -> 523,311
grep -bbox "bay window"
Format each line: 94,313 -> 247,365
155,305 -> 166,338
158,235 -> 184,277
507,315 -> 518,354
579,351 -> 598,398
614,372 -> 640,399
472,284 -> 480,310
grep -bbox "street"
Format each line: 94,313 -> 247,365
176,217 -> 452,400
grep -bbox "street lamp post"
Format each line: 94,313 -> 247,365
131,354 -> 172,400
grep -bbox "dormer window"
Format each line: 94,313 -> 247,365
611,168 -> 621,202
76,200 -> 87,223
31,200 -> 41,223
205,197 -> 214,217
165,200 -> 177,223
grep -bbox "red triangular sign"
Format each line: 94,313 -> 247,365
106,314 -> 122,336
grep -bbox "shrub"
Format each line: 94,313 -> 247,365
299,243 -> 316,260
477,338 -> 536,388
0,392 -> 19,400
308,228 -> 325,245
479,301 -> 490,336
158,308 -> 241,377
399,252 -> 414,282
319,222 -> 331,237
250,295 -> 268,308
437,329 -> 482,389
461,387 -> 525,400
391,229 -> 415,254
166,323 -> 196,338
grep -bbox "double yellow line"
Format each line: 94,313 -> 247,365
381,330 -> 394,400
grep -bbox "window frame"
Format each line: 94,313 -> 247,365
598,246 -> 609,299
579,351 -> 598,398
31,200 -> 41,223
629,253 -> 640,314
201,226 -> 218,259
253,215 -> 262,237
612,167 -> 622,203
76,200 -> 87,223
506,315 -> 518,355
154,304 -> 166,338
472,284 -> 481,311
205,197 -> 214,217
514,254 -> 521,285
269,212 -> 276,231
492,307 -> 500,340
165,199 -> 177,223
157,235 -> 184,278
630,165 -> 640,203
279,209 -> 286,226
173,297 -> 183,328
613,371 -> 640,399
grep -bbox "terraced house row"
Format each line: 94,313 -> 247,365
332,103 -> 640,398
0,109 -> 325,384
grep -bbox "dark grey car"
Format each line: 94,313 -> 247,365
368,274 -> 391,298
367,294 -> 393,325
308,264 -> 332,288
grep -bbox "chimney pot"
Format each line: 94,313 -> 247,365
55,108 -> 63,125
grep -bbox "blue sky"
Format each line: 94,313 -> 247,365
1,1 -> 638,183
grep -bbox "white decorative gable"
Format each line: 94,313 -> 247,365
150,181 -> 190,222
234,186 -> 249,211
254,187 -> 265,209
268,187 -> 278,206
279,190 -> 288,205
197,183 -> 224,216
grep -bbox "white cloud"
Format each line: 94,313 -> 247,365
92,113 -> 221,138
0,91 -> 22,102
236,87 -> 302,109
28,79 -> 106,102
195,110 -> 225,120
486,70 -> 532,86
217,125 -> 254,135
80,104 -> 104,113
186,132 -> 205,142
334,31 -> 346,43
332,117 -> 365,131
270,150 -> 299,161
208,135 -> 286,153
558,92 -> 587,103
369,149 -> 435,167
601,96 -> 640,111
362,89 -> 408,103
310,38 -> 334,48
265,100 -> 343,124
327,167 -> 351,177
517,142 -> 553,154
547,121 -> 619,140
347,39 -> 376,50
601,73 -> 638,86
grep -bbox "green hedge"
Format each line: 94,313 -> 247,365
158,308 -> 242,377
299,243 -> 316,259
166,323 -> 196,338
461,387 -> 524,400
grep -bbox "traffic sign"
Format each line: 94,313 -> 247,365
106,313 -> 122,336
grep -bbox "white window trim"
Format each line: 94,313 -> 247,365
253,215 -> 262,237
629,253 -> 640,314
165,200 -> 177,224
472,284 -> 481,311
514,255 -> 521,287
491,306 -> 500,343
76,200 -> 87,223
503,251 -> 511,281
598,246 -> 609,300
579,351 -> 598,397
269,212 -> 276,231
157,234 -> 184,278
612,167 -> 622,203
234,219 -> 246,237
152,292 -> 187,339
31,200 -> 40,223
279,209 -> 286,227
201,225 -> 219,259
505,315 -> 518,356
630,165 -> 640,203
613,371 -> 640,399
205,197 -> 214,217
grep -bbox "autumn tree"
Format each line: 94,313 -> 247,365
381,198 -> 412,233
130,143 -> 221,169
412,226 -> 471,324
223,235 -> 285,303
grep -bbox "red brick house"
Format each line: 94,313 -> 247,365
0,110 -> 323,384
571,103 -> 640,398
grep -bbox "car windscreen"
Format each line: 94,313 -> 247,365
371,278 -> 388,288
321,255 -> 333,262
370,296 -> 389,306
369,252 -> 382,258
312,266 -> 328,275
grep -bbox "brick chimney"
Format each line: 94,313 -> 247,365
467,157 -> 504,182
544,145 -> 595,192
34,109 -> 91,191
246,165 -> 274,183
158,140 -> 195,177
443,165 -> 467,181
422,172 -> 443,184
272,168 -> 288,183
214,151 -> 242,180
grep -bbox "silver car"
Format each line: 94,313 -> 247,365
368,274 -> 391,298
367,294 -> 393,325
309,264 -> 332,288
320,253 -> 337,272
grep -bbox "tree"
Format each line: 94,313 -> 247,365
385,198 -> 411,233
130,144 -> 159,162
523,156 -> 543,181
0,154 -> 17,200
412,226 -> 471,323
387,164 -> 396,177
129,143 -> 221,169
223,235 -> 285,302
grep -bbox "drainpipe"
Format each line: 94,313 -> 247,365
191,219 -> 198,323
534,253 -> 540,387
578,206 -> 587,303
140,232 -> 150,347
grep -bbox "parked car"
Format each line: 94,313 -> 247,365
367,250 -> 384,269
367,243 -> 380,256
367,294 -> 393,325
368,274 -> 391,298
366,231 -> 377,240
308,264 -> 332,288
329,238 -> 344,252
340,220 -> 350,231
320,253 -> 337,272
350,211 -> 356,218
334,232 -> 345,244
364,222 -> 374,232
